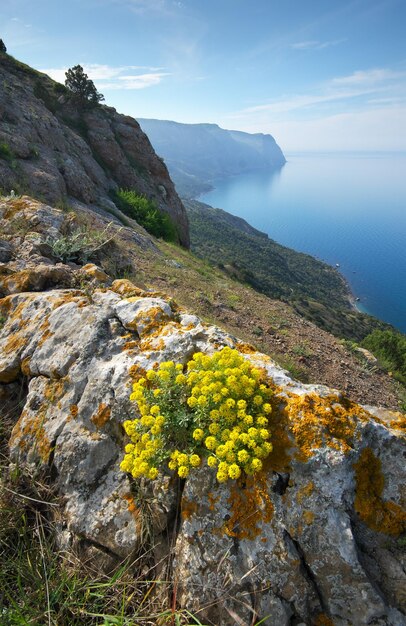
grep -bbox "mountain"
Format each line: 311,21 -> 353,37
0,54 -> 189,246
137,118 -> 286,196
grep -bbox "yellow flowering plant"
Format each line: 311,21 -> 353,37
121,347 -> 273,483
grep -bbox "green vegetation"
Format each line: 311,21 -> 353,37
65,65 -> 104,108
47,223 -> 117,264
122,348 -> 273,482
0,142 -> 15,163
361,330 -> 406,386
185,199 -> 394,341
113,188 -> 178,242
0,471 -> 206,625
0,39 -> 6,53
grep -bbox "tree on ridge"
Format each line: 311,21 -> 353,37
64,64 -> 104,108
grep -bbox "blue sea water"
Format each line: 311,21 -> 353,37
200,152 -> 406,333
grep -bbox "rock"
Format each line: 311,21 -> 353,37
0,54 -> 189,247
1,274 -> 405,624
0,239 -> 13,262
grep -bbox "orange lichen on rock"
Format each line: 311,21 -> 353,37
129,364 -> 147,381
91,403 -> 111,428
181,497 -> 199,520
236,342 -> 257,355
44,378 -> 66,403
284,393 -> 370,462
10,407 -> 52,463
389,412 -> 406,435
20,357 -> 31,376
140,337 -> 165,352
353,447 -> 406,536
122,493 -> 140,515
70,405 -> 79,419
207,491 -> 220,512
303,510 -> 315,525
123,340 -> 139,351
314,614 -> 335,626
297,481 -> 315,504
111,279 -> 144,297
224,473 -> 274,540
131,305 -> 171,336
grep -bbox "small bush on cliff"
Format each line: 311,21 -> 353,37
47,222 -> 116,264
121,347 -> 273,482
0,39 -> 6,53
113,188 -> 178,242
362,329 -> 406,386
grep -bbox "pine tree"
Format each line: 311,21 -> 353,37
0,39 -> 7,53
64,65 -> 104,107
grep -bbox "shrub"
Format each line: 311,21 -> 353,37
65,65 -> 104,108
0,39 -> 6,53
46,223 -> 116,264
361,329 -> 406,386
0,141 -> 14,162
121,347 -> 273,483
113,188 -> 178,242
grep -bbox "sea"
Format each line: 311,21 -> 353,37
200,152 -> 406,334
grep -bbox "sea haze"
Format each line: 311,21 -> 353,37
201,152 -> 406,333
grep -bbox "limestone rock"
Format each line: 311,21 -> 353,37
1,272 -> 405,625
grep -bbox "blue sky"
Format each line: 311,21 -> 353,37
2,0 -> 406,150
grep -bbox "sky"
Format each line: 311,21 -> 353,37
2,0 -> 406,151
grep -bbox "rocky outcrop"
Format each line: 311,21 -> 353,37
0,54 -> 189,246
137,118 -> 286,196
1,201 -> 405,625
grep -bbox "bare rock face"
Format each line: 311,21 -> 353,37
0,55 -> 189,246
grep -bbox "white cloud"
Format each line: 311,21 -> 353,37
229,67 -> 406,119
291,39 -> 345,50
224,66 -> 406,150
104,72 -> 171,90
39,64 -> 170,90
331,68 -> 406,86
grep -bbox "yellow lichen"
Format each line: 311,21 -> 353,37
353,447 -> 406,536
389,412 -> 406,435
236,342 -> 257,354
303,510 -> 315,525
181,497 -> 199,520
129,364 -> 147,381
91,403 -> 111,428
297,481 -> 315,504
139,337 -> 165,352
314,615 -> 335,626
123,340 -> 139,351
224,473 -> 274,540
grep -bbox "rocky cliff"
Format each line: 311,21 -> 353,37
1,195 -> 405,626
0,54 -> 189,246
137,118 -> 286,196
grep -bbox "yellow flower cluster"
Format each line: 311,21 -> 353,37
120,347 -> 273,483
186,348 -> 273,482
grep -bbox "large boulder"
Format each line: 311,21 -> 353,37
1,277 -> 405,625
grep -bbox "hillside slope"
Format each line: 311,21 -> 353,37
1,194 -> 403,410
0,54 -> 189,246
137,118 -> 286,196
